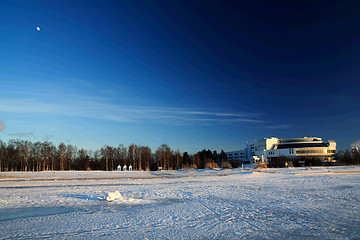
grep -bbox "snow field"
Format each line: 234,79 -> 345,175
0,167 -> 359,239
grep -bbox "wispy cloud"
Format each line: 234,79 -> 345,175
0,98 -> 263,125
0,121 -> 3,131
265,124 -> 291,129
7,132 -> 34,137
0,79 -> 266,126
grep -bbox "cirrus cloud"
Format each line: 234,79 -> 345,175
7,132 -> 34,138
0,98 -> 263,125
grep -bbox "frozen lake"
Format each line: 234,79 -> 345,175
0,167 -> 359,239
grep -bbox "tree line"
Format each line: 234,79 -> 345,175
0,139 -> 229,172
3,138 -> 357,172
338,148 -> 360,165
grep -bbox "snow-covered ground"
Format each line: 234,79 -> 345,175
0,166 -> 359,239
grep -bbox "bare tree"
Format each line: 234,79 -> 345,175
128,144 -> 137,170
32,142 -> 41,171
140,146 -> 152,171
77,149 -> 90,170
22,141 -> 29,171
155,144 -> 172,170
40,141 -> 55,171
193,153 -> 201,169
174,150 -> 181,170
118,144 -> 127,167
58,143 -> 66,171
100,146 -> 113,171
0,140 -> 5,171
138,147 -> 142,171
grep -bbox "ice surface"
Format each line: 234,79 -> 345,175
0,166 -> 359,239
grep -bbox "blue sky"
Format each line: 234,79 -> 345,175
1,0 -> 359,153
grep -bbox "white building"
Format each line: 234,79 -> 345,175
225,150 -> 248,163
225,137 -> 337,164
249,137 -> 279,163
267,137 -> 336,163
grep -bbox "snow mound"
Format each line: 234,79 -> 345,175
105,191 -> 155,205
105,191 -> 123,201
